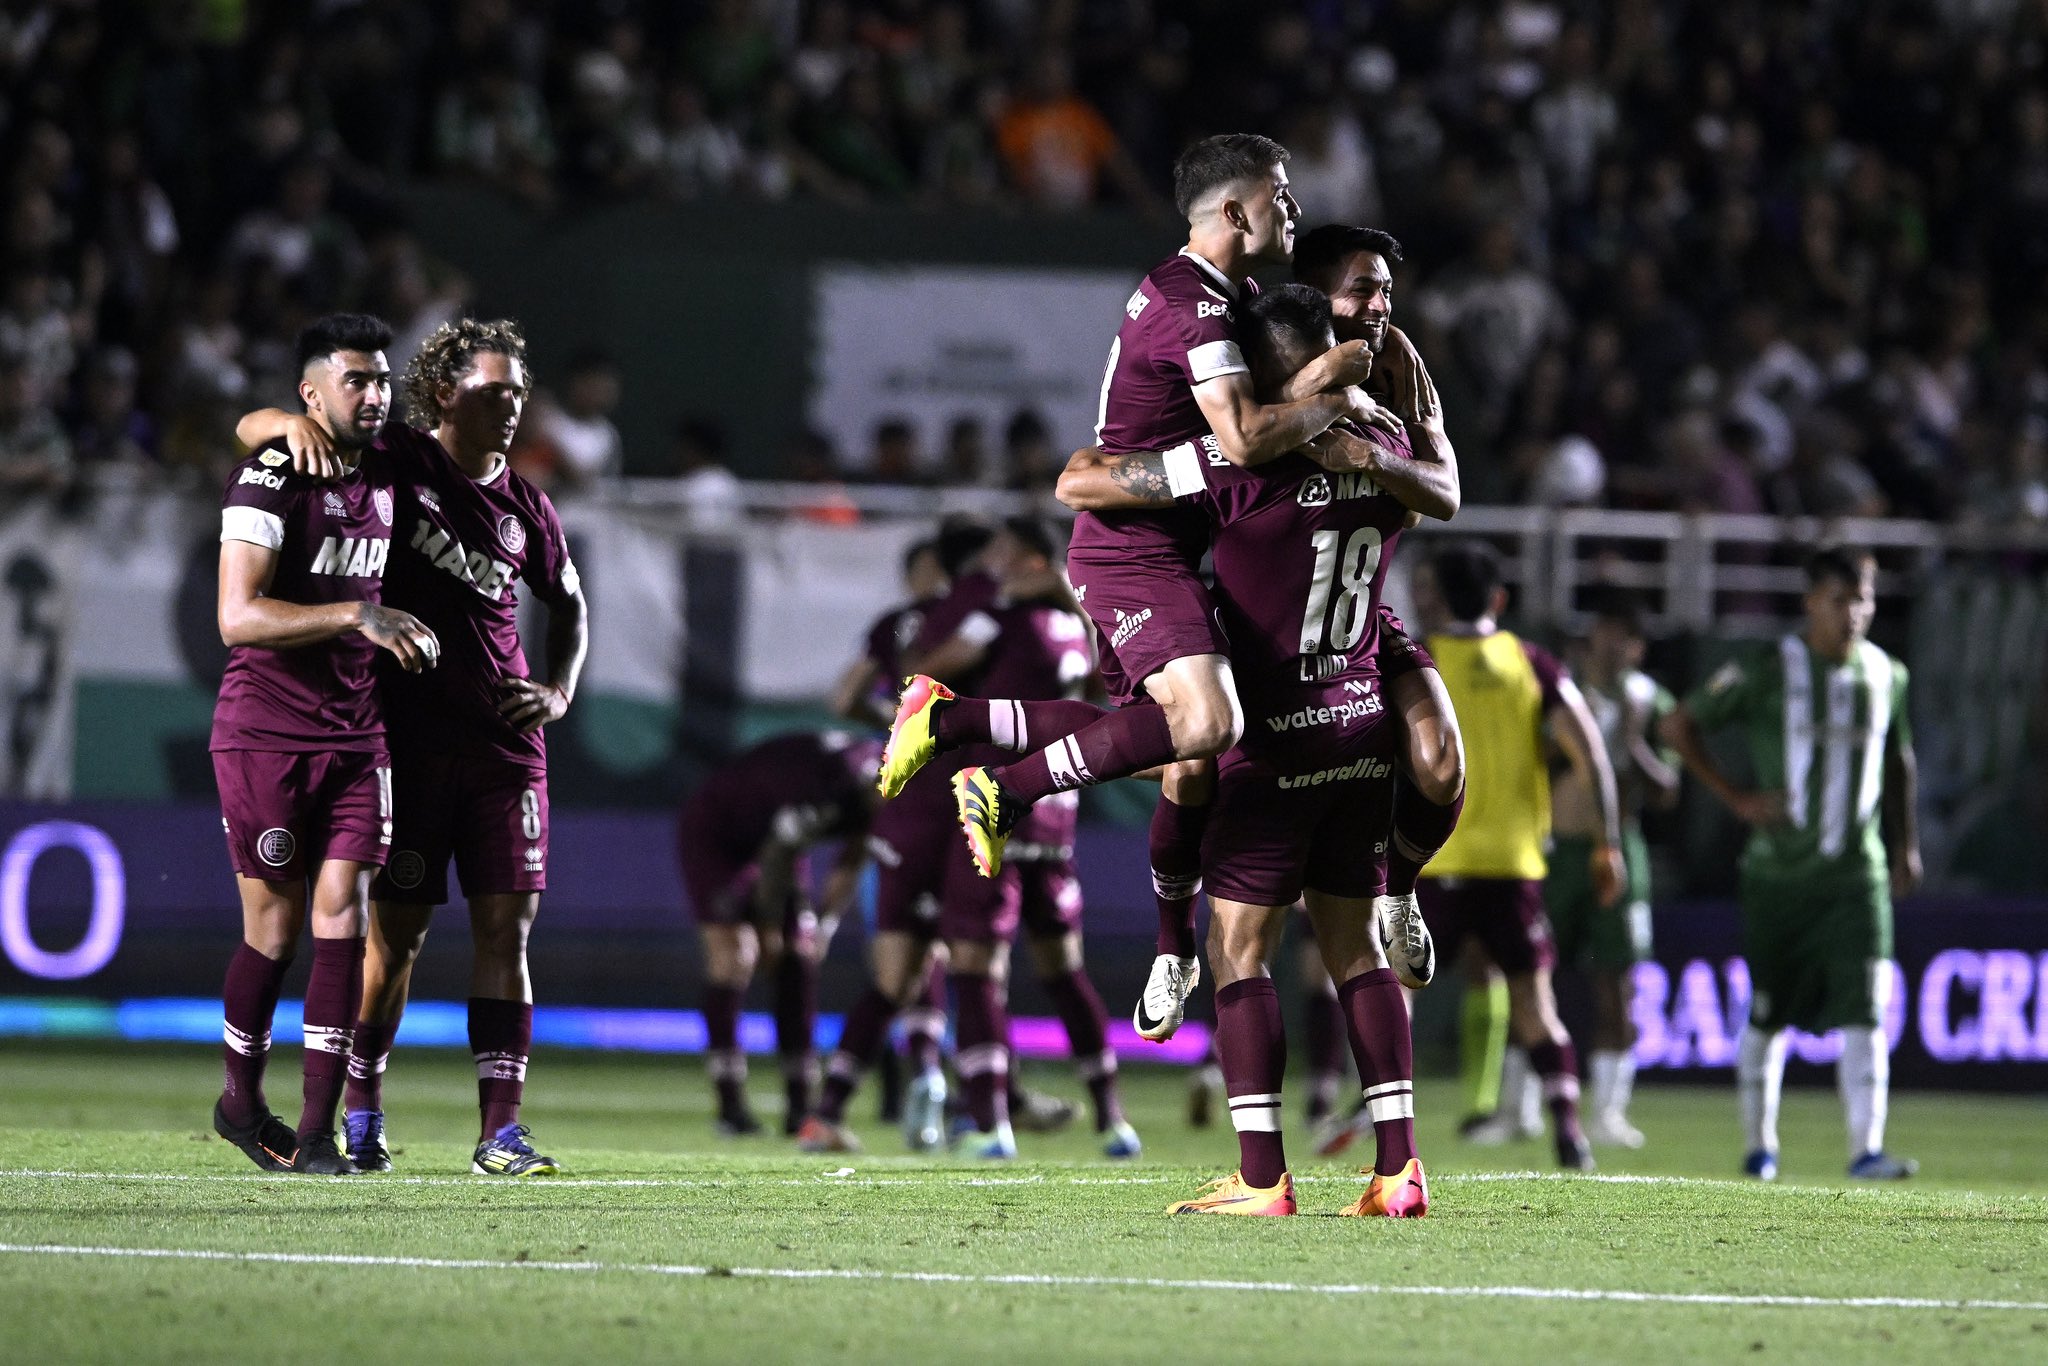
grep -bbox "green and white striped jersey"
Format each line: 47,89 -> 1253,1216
1685,635 -> 1910,884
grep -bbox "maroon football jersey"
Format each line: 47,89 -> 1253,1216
1197,421 -> 1417,704
210,443 -> 397,754
862,595 -> 942,712
377,425 -> 579,766
1068,250 -> 1257,570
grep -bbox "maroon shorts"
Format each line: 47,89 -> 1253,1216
1067,552 -> 1227,706
1417,877 -> 1555,975
867,766 -> 958,938
214,748 -> 390,880
1204,677 -> 1403,907
676,800 -> 816,930
936,841 -> 1082,945
372,751 -> 548,905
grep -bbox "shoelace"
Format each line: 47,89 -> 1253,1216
1390,897 -> 1426,956
1144,961 -> 1184,1014
494,1124 -> 537,1155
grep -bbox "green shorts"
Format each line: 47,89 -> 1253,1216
1546,829 -> 1653,970
1738,868 -> 1893,1033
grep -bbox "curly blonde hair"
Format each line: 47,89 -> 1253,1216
400,317 -> 531,425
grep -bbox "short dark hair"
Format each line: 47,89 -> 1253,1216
935,517 -> 993,576
1432,541 -> 1506,621
1806,545 -> 1874,590
1241,283 -> 1333,372
1293,224 -> 1404,289
1172,133 -> 1289,218
296,313 -> 392,371
1588,587 -> 1648,637
999,514 -> 1058,563
902,537 -> 940,574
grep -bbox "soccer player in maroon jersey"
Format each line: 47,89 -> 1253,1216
821,530 -> 962,1150
1062,286 -> 1448,1214
878,135 -> 1402,1045
211,313 -> 439,1175
236,319 -> 588,1176
678,731 -> 881,1134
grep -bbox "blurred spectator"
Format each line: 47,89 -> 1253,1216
0,349 -> 73,496
514,350 -> 624,492
1002,409 -> 1057,492
859,418 -> 925,484
434,54 -> 556,203
994,50 -> 1155,211
942,416 -> 994,487
666,415 -> 745,526
69,347 -> 157,472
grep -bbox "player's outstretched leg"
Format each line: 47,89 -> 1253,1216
878,674 -> 1104,799
1135,773 -> 1209,1042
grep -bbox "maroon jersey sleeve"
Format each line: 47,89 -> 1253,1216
518,488 -> 580,606
220,447 -> 302,545
1522,640 -> 1568,710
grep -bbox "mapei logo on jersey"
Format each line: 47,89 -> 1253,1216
1264,695 -> 1384,734
498,514 -> 527,555
1125,289 -> 1150,321
1276,756 -> 1394,790
1110,606 -> 1153,650
372,488 -> 394,527
238,466 -> 286,491
1298,471 -> 1383,507
409,519 -> 517,600
1196,300 -> 1231,321
310,535 -> 391,578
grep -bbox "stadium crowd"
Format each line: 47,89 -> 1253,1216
2,0 -> 2045,520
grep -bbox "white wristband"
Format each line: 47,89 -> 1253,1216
1162,442 -> 1206,498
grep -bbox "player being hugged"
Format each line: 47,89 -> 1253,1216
237,319 -> 588,1177
210,313 -> 437,1175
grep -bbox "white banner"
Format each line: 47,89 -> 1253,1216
740,520 -> 919,702
0,504 -> 79,797
809,263 -> 1135,472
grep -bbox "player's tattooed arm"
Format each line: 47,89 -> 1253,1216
357,602 -> 441,673
1304,423 -> 1460,521
1054,446 -> 1176,511
236,407 -> 343,480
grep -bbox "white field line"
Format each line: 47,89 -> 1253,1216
0,1242 -> 2041,1314
0,1167 -> 2013,1196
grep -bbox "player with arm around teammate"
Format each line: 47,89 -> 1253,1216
1660,547 -> 1921,1182
876,137 -> 1403,1049
211,312 -> 438,1174
236,318 -> 589,1176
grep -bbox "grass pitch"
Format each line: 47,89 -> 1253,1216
1,1041 -> 2043,1364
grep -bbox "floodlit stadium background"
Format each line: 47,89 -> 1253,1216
1,0 -> 2044,1093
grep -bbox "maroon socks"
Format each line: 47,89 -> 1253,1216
296,935 -> 364,1138
992,704 -> 1177,804
819,986 -> 897,1124
220,942 -> 291,1127
1529,1037 -> 1586,1146
1149,793 -> 1208,958
702,982 -> 748,1118
1385,775 -> 1465,895
950,970 -> 1011,1132
774,952 -> 820,1125
344,1014 -> 401,1114
1042,968 -> 1122,1131
935,697 -> 1106,751
470,996 -> 532,1137
1215,977 -> 1288,1188
1337,968 -> 1417,1175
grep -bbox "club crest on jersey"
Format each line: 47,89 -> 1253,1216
499,515 -> 527,554
1298,474 -> 1332,507
372,488 -> 394,526
323,490 -> 347,516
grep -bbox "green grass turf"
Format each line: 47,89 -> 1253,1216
1,1041 -> 2044,1364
